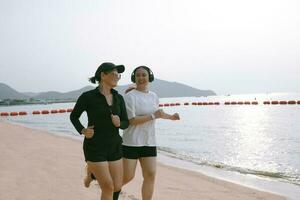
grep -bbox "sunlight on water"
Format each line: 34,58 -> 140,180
223,106 -> 278,173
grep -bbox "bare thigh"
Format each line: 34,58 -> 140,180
123,158 -> 138,185
139,157 -> 156,178
87,161 -> 114,191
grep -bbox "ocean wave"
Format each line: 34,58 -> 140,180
158,146 -> 300,186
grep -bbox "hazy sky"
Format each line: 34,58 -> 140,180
1,0 -> 299,95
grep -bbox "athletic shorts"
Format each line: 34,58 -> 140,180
122,145 -> 157,159
83,141 -> 122,162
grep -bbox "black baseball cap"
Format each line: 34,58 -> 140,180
96,62 -> 125,74
90,62 -> 125,83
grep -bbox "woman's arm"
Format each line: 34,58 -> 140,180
129,109 -> 165,125
161,112 -> 180,120
70,94 -> 87,134
119,95 -> 129,129
129,114 -> 154,125
129,109 -> 179,125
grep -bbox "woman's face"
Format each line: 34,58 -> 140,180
101,69 -> 121,87
135,67 -> 149,86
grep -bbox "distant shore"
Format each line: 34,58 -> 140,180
0,99 -> 75,106
0,120 -> 287,200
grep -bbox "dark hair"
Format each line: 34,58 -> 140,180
131,66 -> 154,83
89,76 -> 97,84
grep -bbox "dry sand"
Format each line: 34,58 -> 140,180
0,121 -> 286,200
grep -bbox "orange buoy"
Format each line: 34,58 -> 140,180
263,101 -> 270,105
271,101 -> 279,105
175,103 -> 180,106
244,101 -> 251,105
297,100 -> 300,104
19,111 -> 27,115
67,108 -> 73,112
163,103 -> 169,107
51,110 -> 58,114
231,102 -> 237,105
197,102 -> 203,105
279,101 -> 287,105
238,102 -> 244,105
59,109 -> 66,113
251,101 -> 258,105
1,112 -> 9,116
192,102 -> 197,105
10,112 -> 18,116
32,111 -> 41,114
224,102 -> 230,105
208,102 -> 214,105
203,102 -> 208,105
159,104 -> 163,107
288,101 -> 296,105
184,103 -> 189,106
41,110 -> 49,114
214,102 -> 220,105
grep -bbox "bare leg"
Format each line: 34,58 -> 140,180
84,164 -> 93,188
108,159 -> 123,192
122,158 -> 138,185
88,161 -> 114,200
139,157 -> 156,200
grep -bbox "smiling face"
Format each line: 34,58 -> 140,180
134,67 -> 149,87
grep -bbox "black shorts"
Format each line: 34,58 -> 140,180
83,141 -> 122,162
122,145 -> 157,159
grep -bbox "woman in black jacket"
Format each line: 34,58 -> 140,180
70,62 -> 129,200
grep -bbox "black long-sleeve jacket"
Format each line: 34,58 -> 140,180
70,87 -> 129,144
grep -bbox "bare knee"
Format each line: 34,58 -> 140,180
100,180 -> 114,193
113,181 -> 123,192
143,171 -> 156,181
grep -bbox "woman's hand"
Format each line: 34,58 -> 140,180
82,126 -> 94,139
111,114 -> 121,127
153,109 -> 164,119
125,85 -> 136,94
154,109 -> 180,120
170,113 -> 180,120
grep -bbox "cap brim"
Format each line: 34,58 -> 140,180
115,65 -> 125,73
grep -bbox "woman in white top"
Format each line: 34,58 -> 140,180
122,66 -> 180,200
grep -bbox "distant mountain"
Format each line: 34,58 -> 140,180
33,86 -> 94,100
149,79 -> 215,97
0,79 -> 216,100
116,79 -> 215,97
0,83 -> 29,99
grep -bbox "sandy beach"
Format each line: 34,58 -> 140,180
0,121 -> 286,200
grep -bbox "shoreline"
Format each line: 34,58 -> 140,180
0,120 -> 288,200
158,152 -> 300,200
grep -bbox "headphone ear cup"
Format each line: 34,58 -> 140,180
149,73 -> 154,82
131,72 -> 135,83
149,69 -> 154,82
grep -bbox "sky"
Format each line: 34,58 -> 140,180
1,0 -> 299,95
